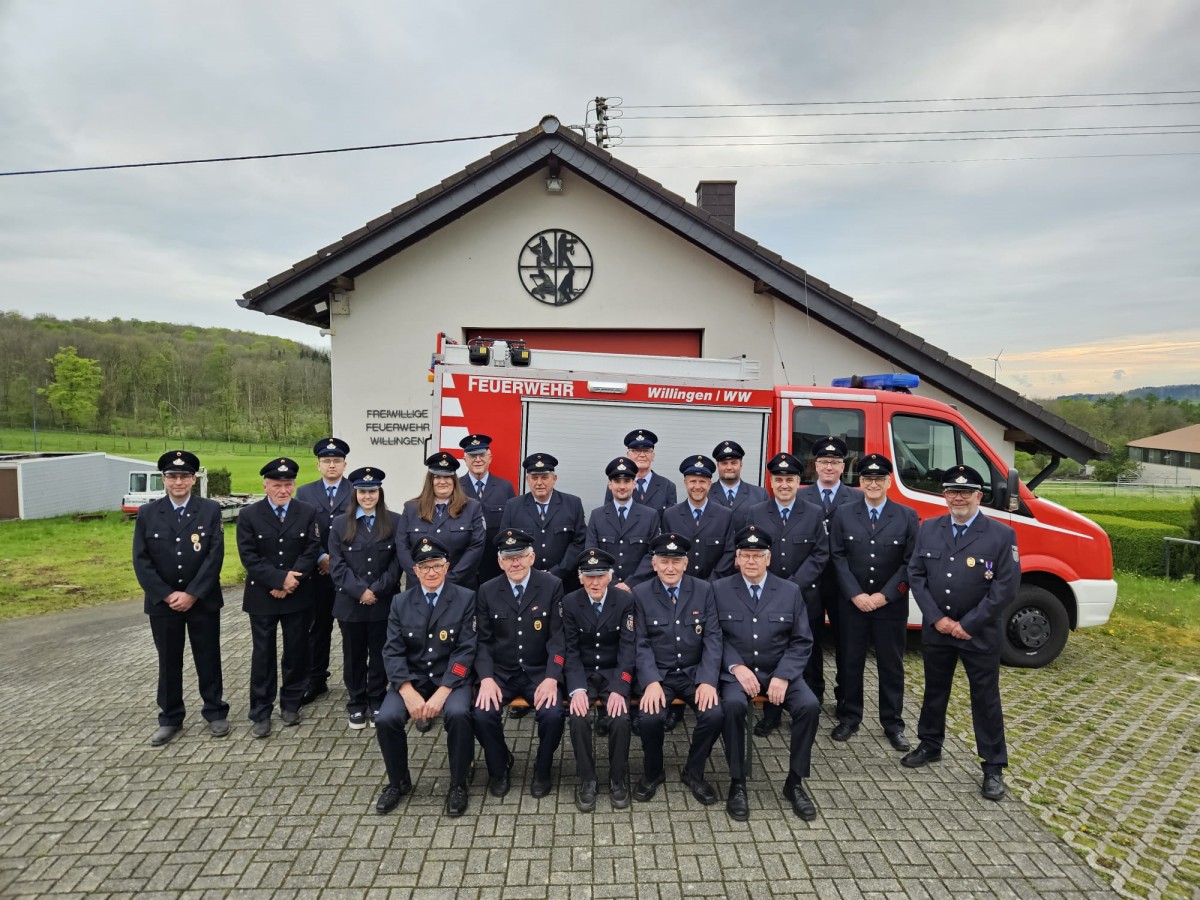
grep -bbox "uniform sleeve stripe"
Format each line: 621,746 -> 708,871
553,655 -> 565,666
621,672 -> 632,683
451,663 -> 468,677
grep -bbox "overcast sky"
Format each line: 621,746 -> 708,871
1,1 -> 1196,398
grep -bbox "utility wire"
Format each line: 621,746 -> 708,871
622,89 -> 1200,109
621,101 -> 1200,120
636,151 -> 1200,169
621,124 -> 1200,140
623,130 -> 1200,148
0,132 -> 521,178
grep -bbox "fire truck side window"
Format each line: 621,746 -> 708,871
891,414 -> 996,504
130,473 -> 147,492
791,407 -> 865,484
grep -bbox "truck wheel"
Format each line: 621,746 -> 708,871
1001,585 -> 1069,668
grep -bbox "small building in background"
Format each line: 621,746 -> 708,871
0,453 -> 157,520
1127,424 -> 1200,486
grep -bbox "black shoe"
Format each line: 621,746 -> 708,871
982,773 -> 1005,802
509,704 -> 531,719
680,769 -> 718,805
783,779 -> 817,821
445,784 -> 468,817
575,781 -> 597,812
901,745 -> 943,768
726,782 -> 749,821
595,713 -> 611,737
149,725 -> 180,746
753,711 -> 781,738
208,719 -> 230,738
376,779 -> 411,813
488,774 -> 511,798
281,709 -> 301,727
886,730 -> 911,752
831,722 -> 857,742
252,719 -> 272,739
610,778 -> 630,809
664,704 -> 685,732
633,773 -> 665,802
300,683 -> 327,706
531,769 -> 553,798
415,717 -> 433,733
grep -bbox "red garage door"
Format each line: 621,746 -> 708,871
461,329 -> 702,357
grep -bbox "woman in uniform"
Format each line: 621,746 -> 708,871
396,452 -> 487,590
328,466 -> 401,730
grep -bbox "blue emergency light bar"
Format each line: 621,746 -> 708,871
832,373 -> 920,392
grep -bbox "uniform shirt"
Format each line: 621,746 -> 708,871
713,572 -> 811,683
631,575 -> 721,688
661,499 -> 735,581
908,513 -> 1021,654
584,500 -> 658,586
383,580 -> 477,689
829,498 -> 920,619
474,568 -> 566,684
562,587 -> 636,699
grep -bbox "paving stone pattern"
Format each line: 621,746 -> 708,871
907,629 -> 1199,899
0,592 -> 1141,899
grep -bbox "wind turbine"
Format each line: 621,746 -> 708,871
987,349 -> 1004,381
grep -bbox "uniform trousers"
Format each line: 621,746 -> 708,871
374,681 -> 473,787
636,672 -> 724,781
305,574 -> 336,689
338,619 -> 388,716
473,670 -> 566,778
917,642 -> 1008,773
838,601 -> 907,733
149,607 -> 228,727
568,671 -> 631,784
721,676 -> 819,782
801,593 -> 830,705
247,609 -> 309,722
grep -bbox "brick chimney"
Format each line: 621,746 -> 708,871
695,180 -> 736,228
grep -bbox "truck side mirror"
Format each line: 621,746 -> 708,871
996,467 -> 1020,512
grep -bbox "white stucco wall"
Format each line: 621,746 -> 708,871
327,170 -> 1016,482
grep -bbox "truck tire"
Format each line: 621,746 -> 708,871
1001,585 -> 1069,668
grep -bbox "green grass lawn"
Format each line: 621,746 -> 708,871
0,427 -> 312,493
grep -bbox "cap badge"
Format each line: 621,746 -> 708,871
535,460 -> 545,468
277,464 -> 288,472
955,475 -> 967,484
779,460 -> 789,469
867,463 -> 879,471
747,534 -> 759,544
326,441 -> 336,450
666,541 -> 678,551
824,444 -> 836,452
363,473 -> 374,482
504,536 -> 516,546
470,438 -> 480,446
419,540 -> 432,552
587,555 -> 599,565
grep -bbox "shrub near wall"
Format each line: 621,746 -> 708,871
1090,514 -> 1185,576
1069,504 -> 1193,530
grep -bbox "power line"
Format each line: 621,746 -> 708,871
0,132 -> 521,178
622,129 -> 1200,149
622,89 -> 1200,110
621,100 -> 1200,120
636,150 -> 1200,169
620,124 -> 1200,140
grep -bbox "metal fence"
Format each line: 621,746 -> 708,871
1040,481 -> 1200,498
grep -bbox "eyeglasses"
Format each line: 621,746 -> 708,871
859,476 -> 888,484
815,459 -> 845,467
163,473 -> 194,481
415,562 -> 449,573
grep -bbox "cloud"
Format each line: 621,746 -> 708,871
1113,369 -> 1127,380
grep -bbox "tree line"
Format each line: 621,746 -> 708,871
0,311 -> 331,444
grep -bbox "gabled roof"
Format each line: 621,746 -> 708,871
1128,423 -> 1200,454
239,115 -> 1108,463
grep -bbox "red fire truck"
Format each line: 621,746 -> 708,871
430,338 -> 1116,668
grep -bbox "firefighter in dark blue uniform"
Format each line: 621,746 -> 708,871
828,454 -> 918,749
562,547 -> 636,812
903,465 -> 1021,802
236,457 -> 323,737
714,526 -> 821,821
603,429 -> 678,522
709,440 -> 768,515
294,436 -> 353,705
472,529 -> 567,799
458,433 -> 516,584
631,534 -> 725,806
662,454 -> 735,582
585,457 -> 659,588
499,453 -> 587,593
374,538 -> 477,817
133,450 -> 228,746
736,452 -> 830,719
395,452 -> 486,591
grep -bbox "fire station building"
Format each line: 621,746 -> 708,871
239,115 -> 1103,483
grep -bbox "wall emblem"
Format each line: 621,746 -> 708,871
518,229 -> 593,306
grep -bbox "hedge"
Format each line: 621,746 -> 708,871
1070,505 -> 1192,530
1090,514 -> 1185,577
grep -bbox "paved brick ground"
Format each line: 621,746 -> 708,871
0,593 -> 1122,899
